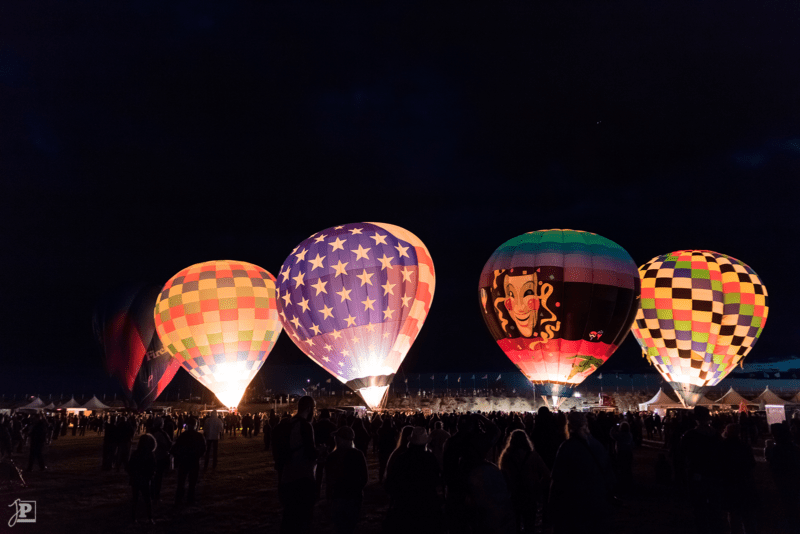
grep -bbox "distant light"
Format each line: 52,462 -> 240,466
574,392 -> 581,398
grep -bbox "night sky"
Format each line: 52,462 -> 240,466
2,0 -> 799,396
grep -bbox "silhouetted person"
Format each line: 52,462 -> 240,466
115,416 -> 136,472
428,420 -> 451,472
377,416 -> 398,483
150,417 -> 172,502
127,434 -> 156,524
277,396 -> 321,534
680,406 -> 724,534
610,421 -> 634,490
352,416 -> 371,457
550,412 -> 614,534
26,414 -> 47,471
170,416 -> 206,506
203,411 -> 224,469
325,426 -> 368,534
719,423 -> 758,534
384,426 -> 443,534
499,429 -> 549,534
765,422 -> 800,534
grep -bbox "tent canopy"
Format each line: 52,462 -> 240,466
639,388 -> 684,410
81,395 -> 111,410
20,397 -> 46,409
58,397 -> 82,409
753,386 -> 787,406
713,387 -> 750,406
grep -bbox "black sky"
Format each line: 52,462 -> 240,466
2,0 -> 799,395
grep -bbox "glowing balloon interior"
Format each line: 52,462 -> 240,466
154,260 -> 282,408
479,229 -> 640,405
631,250 -> 768,407
277,222 -> 435,409
93,284 -> 181,410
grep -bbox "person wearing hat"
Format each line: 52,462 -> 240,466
324,425 -> 368,534
384,426 -> 443,534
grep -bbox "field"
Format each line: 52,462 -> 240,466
0,432 -> 793,533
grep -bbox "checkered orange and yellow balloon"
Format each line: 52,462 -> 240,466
154,260 -> 282,408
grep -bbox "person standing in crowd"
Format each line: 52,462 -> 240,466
150,417 -> 172,503
163,414 -> 175,441
384,426 -> 443,534
253,413 -> 262,438
26,414 -> 48,472
275,396 -> 323,534
680,406 -> 724,534
550,411 -> 615,534
610,420 -> 635,491
203,410 -> 224,470
115,416 -> 136,473
499,429 -> 550,534
313,409 -> 337,496
377,415 -> 398,484
427,420 -> 450,472
127,434 -> 157,524
765,422 -> 800,534
719,423 -> 758,534
325,426 -> 369,534
170,416 -> 206,507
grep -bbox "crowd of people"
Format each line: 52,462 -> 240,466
1,402 -> 799,533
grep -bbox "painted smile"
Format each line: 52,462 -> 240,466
514,313 -> 530,322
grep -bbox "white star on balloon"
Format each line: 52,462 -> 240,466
401,268 -> 414,282
382,281 -> 396,296
295,248 -> 308,263
292,271 -> 306,287
394,243 -> 410,258
349,228 -> 363,235
383,308 -> 395,320
298,297 -> 310,313
314,234 -> 327,243
290,316 -> 301,329
310,324 -> 321,335
319,304 -> 335,320
280,267 -> 290,282
377,254 -> 394,270
370,232 -> 388,245
362,297 -> 376,311
331,330 -> 343,339
329,237 -> 346,251
344,315 -> 357,327
311,279 -> 328,296
281,292 -> 292,306
308,253 -> 326,271
357,269 -> 374,286
336,287 -> 352,302
401,295 -> 412,307
331,260 -> 349,277
351,244 -> 371,261
365,323 -> 376,332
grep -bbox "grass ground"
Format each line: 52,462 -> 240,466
0,433 -> 792,533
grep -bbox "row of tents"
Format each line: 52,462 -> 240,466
640,386 -> 800,412
0,395 -> 112,413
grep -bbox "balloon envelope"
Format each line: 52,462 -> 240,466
276,222 -> 435,409
631,250 -> 769,406
154,260 -> 282,408
479,229 -> 640,403
93,285 -> 181,410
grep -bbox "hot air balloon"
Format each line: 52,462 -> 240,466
276,223 -> 435,410
153,260 -> 282,408
479,229 -> 640,407
631,250 -> 768,407
93,285 -> 181,410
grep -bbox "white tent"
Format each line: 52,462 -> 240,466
58,397 -> 82,409
19,397 -> 46,410
81,395 -> 111,411
639,388 -> 684,411
712,387 -> 750,407
752,386 -> 787,406
696,395 -> 714,406
42,402 -> 55,410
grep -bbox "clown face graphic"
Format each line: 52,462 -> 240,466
503,274 -> 541,337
